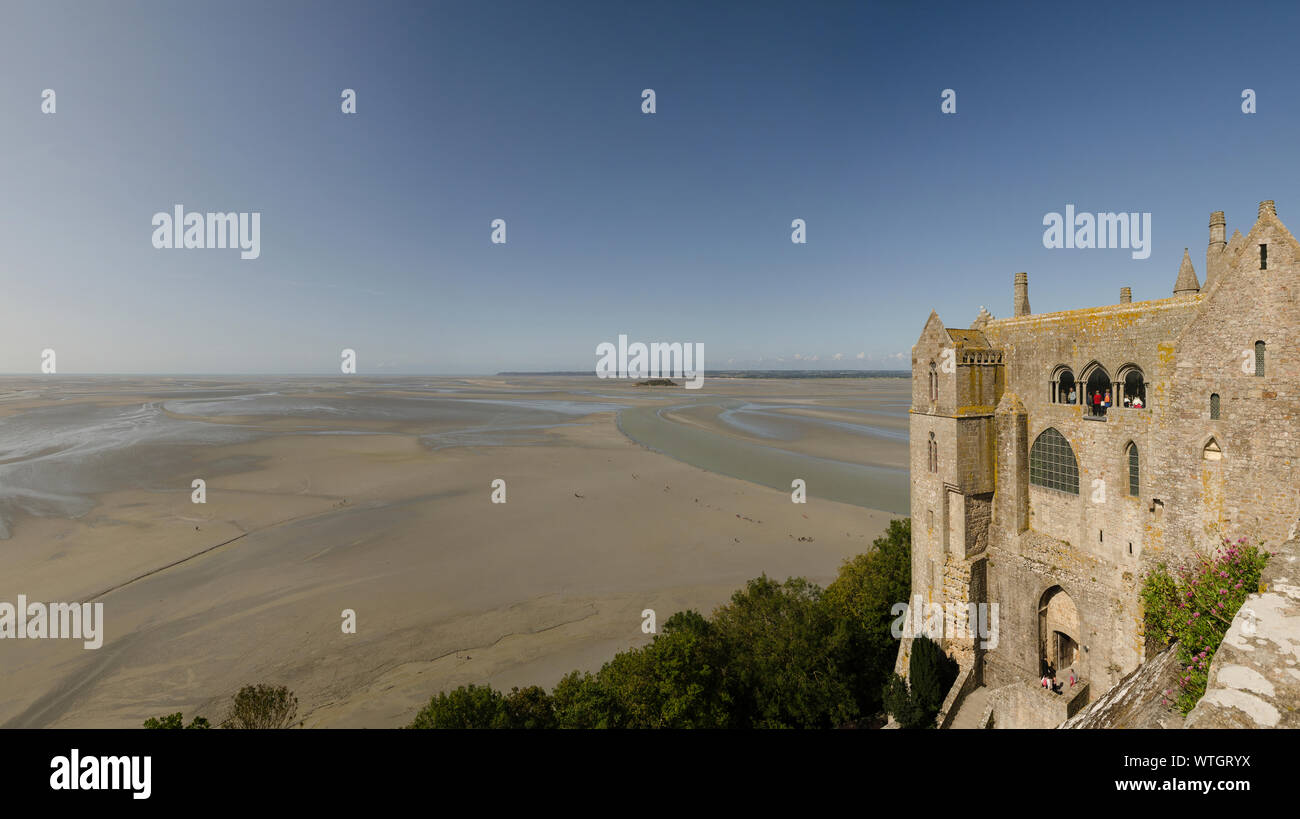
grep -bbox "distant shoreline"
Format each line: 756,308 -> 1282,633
496,370 -> 910,379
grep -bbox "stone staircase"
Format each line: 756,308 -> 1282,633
947,685 -> 991,729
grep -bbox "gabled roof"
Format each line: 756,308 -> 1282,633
946,328 -> 990,347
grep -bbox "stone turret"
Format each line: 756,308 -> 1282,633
1173,248 -> 1200,296
1120,287 -> 1131,303
1013,272 -> 1030,317
1206,210 -> 1226,287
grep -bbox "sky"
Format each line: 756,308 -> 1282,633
3,0 -> 1300,374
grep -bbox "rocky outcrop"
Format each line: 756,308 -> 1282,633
1059,644 -> 1184,729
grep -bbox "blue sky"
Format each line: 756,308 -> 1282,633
2,0 -> 1299,374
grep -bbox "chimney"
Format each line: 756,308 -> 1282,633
1120,287 -> 1131,303
1260,200 -> 1277,218
1206,211 -> 1226,288
1013,271 -> 1030,317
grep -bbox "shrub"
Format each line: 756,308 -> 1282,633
1140,537 -> 1270,713
142,712 -> 211,729
222,684 -> 299,729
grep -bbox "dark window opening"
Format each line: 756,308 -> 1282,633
1053,368 -> 1077,404
1121,368 -> 1146,408
1260,244 -> 1267,270
1255,341 -> 1265,377
1210,393 -> 1221,420
1084,366 -> 1112,418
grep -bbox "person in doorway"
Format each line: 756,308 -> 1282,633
1132,395 -> 1144,409
1103,389 -> 1112,409
1092,390 -> 1102,414
1067,387 -> 1077,403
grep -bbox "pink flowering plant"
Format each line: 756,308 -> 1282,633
1139,536 -> 1270,714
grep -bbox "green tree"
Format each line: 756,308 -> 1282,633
883,634 -> 957,729
588,610 -> 733,728
822,518 -> 911,717
409,684 -> 505,729
712,575 -> 856,728
551,670 -> 613,729
501,685 -> 557,729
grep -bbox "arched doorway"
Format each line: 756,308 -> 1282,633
1038,586 -> 1080,675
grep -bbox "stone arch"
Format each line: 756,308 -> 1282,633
1038,585 -> 1080,675
1080,361 -> 1112,416
1050,365 -> 1076,404
1203,436 -> 1223,461
1117,363 -> 1147,408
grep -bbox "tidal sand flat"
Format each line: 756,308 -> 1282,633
618,378 -> 910,514
0,375 -> 909,728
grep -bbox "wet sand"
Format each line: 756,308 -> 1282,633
0,375 -> 909,728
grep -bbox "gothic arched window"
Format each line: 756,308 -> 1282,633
1255,341 -> 1265,377
1210,393 -> 1221,420
1030,427 -> 1079,494
1126,442 -> 1139,497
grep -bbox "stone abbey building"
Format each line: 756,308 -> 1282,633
905,201 -> 1300,727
